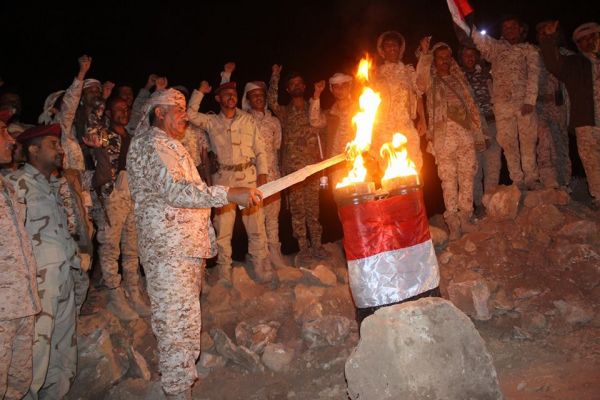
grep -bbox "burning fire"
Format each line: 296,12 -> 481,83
380,133 -> 418,181
336,56 -> 381,188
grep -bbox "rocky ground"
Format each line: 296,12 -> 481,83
66,183 -> 600,400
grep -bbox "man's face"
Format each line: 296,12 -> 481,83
577,32 -> 600,54
0,93 -> 22,116
0,122 -> 15,164
286,76 -> 306,97
82,84 -> 101,107
247,88 -> 266,111
108,98 -> 131,127
382,39 -> 401,62
117,86 -> 135,107
434,47 -> 453,75
162,104 -> 188,140
461,48 -> 478,70
32,136 -> 64,170
331,82 -> 352,101
502,19 -> 524,44
216,88 -> 238,110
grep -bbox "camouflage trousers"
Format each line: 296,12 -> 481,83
144,256 -> 203,395
575,126 -> 600,199
212,167 -> 267,268
93,188 -> 140,289
474,121 -> 501,206
434,121 -> 477,217
0,316 -> 34,400
537,108 -> 571,188
26,261 -> 77,400
263,193 -> 281,246
495,106 -> 539,185
287,174 -> 322,250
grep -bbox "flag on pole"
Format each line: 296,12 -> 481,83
447,0 -> 475,34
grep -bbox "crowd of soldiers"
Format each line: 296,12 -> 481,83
0,13 -> 599,400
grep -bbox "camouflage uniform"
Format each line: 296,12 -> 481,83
127,126 -> 229,395
248,108 -> 283,249
416,47 -> 485,227
373,62 -> 423,172
463,64 -> 502,204
187,90 -> 269,275
537,61 -> 571,188
473,32 -> 541,186
268,72 -> 324,252
180,124 -> 210,168
6,164 -> 80,400
0,175 -> 41,400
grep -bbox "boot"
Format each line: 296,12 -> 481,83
125,285 -> 151,317
254,258 -> 274,283
107,287 -> 138,321
311,245 -> 330,260
459,212 -> 477,233
165,387 -> 192,400
268,243 -> 290,269
294,248 -> 313,267
445,213 -> 462,241
217,264 -> 233,286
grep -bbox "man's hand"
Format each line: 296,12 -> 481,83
102,81 -> 115,99
540,21 -> 559,36
155,77 -> 168,91
145,74 -> 159,90
82,133 -> 103,148
419,36 -> 432,54
272,64 -> 282,76
199,80 -> 212,94
257,174 -> 268,187
313,80 -> 326,99
227,187 -> 263,208
78,55 -> 92,80
520,104 -> 535,116
224,62 -> 236,75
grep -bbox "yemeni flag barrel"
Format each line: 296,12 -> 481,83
335,177 -> 440,321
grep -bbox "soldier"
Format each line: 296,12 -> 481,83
373,30 -> 427,173
127,88 -> 262,399
535,21 -> 571,189
416,40 -> 487,240
268,65 -> 330,265
309,73 -> 356,187
460,47 -> 501,215
0,116 -> 41,400
187,77 -> 273,283
539,21 -> 600,209
6,124 -> 81,400
242,80 -> 289,268
85,95 -> 151,320
472,16 -> 542,190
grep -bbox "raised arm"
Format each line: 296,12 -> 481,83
308,80 -> 328,129
187,81 -> 214,131
268,64 -> 285,119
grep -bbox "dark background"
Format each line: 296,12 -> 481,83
1,0 -> 597,256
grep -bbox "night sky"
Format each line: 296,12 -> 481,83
1,0 -> 596,251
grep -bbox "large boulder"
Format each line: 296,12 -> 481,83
345,298 -> 503,400
483,185 -> 521,221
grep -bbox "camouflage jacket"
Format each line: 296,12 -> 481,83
0,175 -> 41,320
127,127 -> 229,261
249,109 -> 282,179
309,98 -> 356,157
463,64 -> 494,120
59,78 -> 86,171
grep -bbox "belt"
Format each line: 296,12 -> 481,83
219,159 -> 255,172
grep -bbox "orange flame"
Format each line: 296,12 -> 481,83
380,133 -> 418,181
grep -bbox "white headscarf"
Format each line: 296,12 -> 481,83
83,79 -> 101,90
241,81 -> 267,112
377,30 -> 406,60
38,90 -> 65,125
573,22 -> 600,42
328,73 -> 353,91
134,89 -> 187,136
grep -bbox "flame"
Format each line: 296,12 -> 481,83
336,56 -> 381,188
380,133 -> 418,181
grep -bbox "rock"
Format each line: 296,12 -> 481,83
310,264 -> 338,286
206,282 -> 232,312
333,267 -> 349,284
294,285 -> 326,322
513,287 -> 541,300
78,308 -> 127,338
302,316 -> 354,347
557,220 -> 598,240
276,266 -> 304,285
491,289 -> 514,314
438,250 -> 453,265
447,279 -> 491,320
521,311 -> 547,334
252,290 -> 294,322
483,185 -> 521,221
526,204 -> 565,232
201,331 -> 214,351
464,240 -> 477,253
235,321 -> 280,354
430,225 -> 449,248
68,329 -> 129,399
322,241 -> 348,270
104,378 -> 165,400
196,351 -> 228,378
553,300 -> 594,326
129,347 -> 151,381
523,188 -> 570,208
345,298 -> 503,400
552,243 -> 600,269
261,343 -> 295,372
232,267 -> 265,301
211,328 -> 264,372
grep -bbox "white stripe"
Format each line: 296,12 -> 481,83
447,0 -> 471,34
347,240 -> 440,308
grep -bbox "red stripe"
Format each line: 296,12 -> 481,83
455,0 -> 473,18
338,190 -> 431,261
